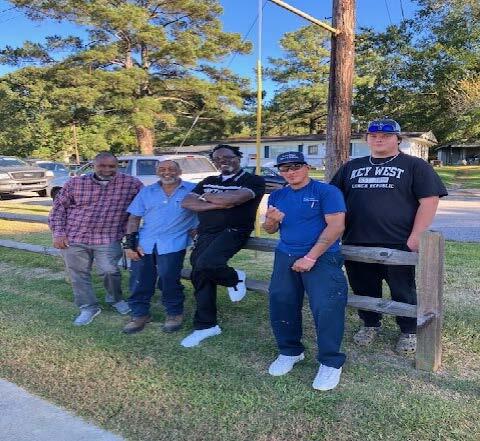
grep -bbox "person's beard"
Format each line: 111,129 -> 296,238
95,173 -> 115,181
159,176 -> 179,185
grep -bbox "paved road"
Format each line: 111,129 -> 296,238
431,190 -> 480,242
3,190 -> 480,242
0,379 -> 123,441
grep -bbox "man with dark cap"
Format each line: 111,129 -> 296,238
331,118 -> 447,354
263,151 -> 348,391
180,144 -> 265,347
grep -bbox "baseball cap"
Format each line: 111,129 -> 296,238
367,119 -> 401,134
274,151 -> 307,167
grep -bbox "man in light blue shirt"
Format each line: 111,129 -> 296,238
122,160 -> 197,334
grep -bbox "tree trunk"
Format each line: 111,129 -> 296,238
325,0 -> 356,181
135,126 -> 155,154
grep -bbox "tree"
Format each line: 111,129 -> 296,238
263,25 -> 331,135
353,0 -> 480,143
1,0 -> 251,153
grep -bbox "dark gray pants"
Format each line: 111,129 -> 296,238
62,241 -> 123,310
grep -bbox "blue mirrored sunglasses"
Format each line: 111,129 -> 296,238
368,123 -> 399,133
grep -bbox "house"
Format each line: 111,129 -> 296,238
162,131 -> 437,167
435,143 -> 480,165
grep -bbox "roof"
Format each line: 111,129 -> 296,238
159,131 -> 437,153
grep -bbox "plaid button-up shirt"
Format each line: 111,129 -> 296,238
48,173 -> 143,245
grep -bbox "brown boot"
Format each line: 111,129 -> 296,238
162,314 -> 183,333
122,315 -> 152,334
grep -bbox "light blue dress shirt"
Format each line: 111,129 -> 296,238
127,180 -> 198,255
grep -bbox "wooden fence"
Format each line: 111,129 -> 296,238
0,211 -> 444,372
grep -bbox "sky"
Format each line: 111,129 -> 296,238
0,0 -> 418,95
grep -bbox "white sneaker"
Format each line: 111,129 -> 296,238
227,269 -> 246,302
180,325 -> 222,348
312,364 -> 342,391
268,353 -> 305,376
73,308 -> 101,326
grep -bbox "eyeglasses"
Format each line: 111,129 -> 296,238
367,122 -> 400,133
278,163 -> 305,173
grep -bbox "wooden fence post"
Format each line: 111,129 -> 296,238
416,231 -> 445,372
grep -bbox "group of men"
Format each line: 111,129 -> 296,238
48,118 -> 447,391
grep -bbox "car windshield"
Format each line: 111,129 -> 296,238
174,157 -> 217,173
0,157 -> 27,167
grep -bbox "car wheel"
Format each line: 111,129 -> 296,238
51,187 -> 61,200
37,189 -> 47,197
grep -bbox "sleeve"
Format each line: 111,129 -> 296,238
244,175 -> 266,198
191,178 -> 207,195
330,164 -> 346,192
412,160 -> 448,199
321,184 -> 347,215
267,191 -> 277,208
48,180 -> 74,237
127,188 -> 147,217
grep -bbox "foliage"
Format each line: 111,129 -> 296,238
261,25 -> 331,135
0,0 -> 252,156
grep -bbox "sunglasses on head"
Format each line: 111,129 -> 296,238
368,123 -> 399,133
278,163 -> 305,172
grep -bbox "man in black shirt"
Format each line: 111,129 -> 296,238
180,144 -> 266,347
331,119 -> 447,354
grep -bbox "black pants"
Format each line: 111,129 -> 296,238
190,228 -> 250,330
345,260 -> 417,334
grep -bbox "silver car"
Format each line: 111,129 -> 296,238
47,154 -> 218,199
0,156 -> 49,197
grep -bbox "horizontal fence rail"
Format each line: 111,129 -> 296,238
0,211 -> 444,372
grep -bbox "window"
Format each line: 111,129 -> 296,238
174,157 -> 217,173
0,157 -> 27,167
308,145 -> 319,155
136,159 -> 158,175
117,160 -> 132,175
351,143 -> 370,157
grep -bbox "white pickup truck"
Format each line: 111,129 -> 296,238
47,154 -> 218,199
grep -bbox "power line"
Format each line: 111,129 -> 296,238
399,0 -> 405,21
384,0 -> 393,25
225,0 -> 268,69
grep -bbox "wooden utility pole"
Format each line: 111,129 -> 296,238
71,121 -> 80,164
325,0 -> 356,182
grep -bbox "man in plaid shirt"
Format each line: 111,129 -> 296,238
49,152 -> 143,326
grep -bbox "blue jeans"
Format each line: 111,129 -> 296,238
128,248 -> 186,317
269,250 -> 348,369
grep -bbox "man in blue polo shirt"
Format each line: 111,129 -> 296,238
263,151 -> 348,391
122,160 -> 197,334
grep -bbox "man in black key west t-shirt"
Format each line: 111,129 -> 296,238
180,144 -> 265,348
331,119 -> 447,355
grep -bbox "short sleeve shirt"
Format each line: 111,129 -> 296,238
268,179 -> 346,255
330,152 -> 448,246
127,180 -> 198,254
192,169 -> 266,234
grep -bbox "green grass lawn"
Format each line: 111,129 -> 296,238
436,166 -> 480,189
0,241 -> 478,441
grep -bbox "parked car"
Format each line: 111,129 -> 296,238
47,154 -> 218,199
26,160 -> 70,179
0,156 -> 49,197
243,166 -> 287,193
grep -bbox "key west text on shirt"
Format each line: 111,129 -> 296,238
350,166 -> 405,189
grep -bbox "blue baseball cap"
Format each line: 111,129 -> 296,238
275,151 -> 307,167
367,119 -> 401,134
